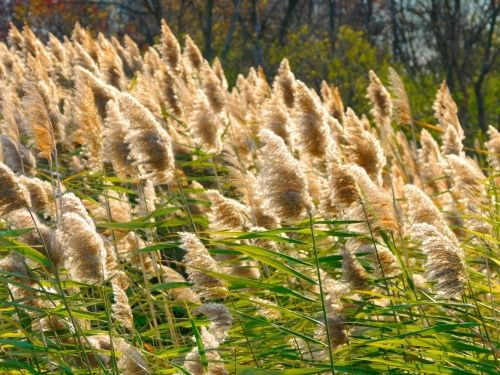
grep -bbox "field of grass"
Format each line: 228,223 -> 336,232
0,21 -> 498,374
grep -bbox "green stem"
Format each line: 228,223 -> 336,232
308,210 -> 335,374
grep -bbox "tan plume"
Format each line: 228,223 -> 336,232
341,246 -> 368,289
160,19 -> 182,75
412,223 -> 466,299
433,81 -> 462,135
212,57 -> 229,91
194,303 -> 232,343
343,108 -> 386,185
206,189 -> 250,232
293,81 -> 331,159
17,175 -> 54,215
272,58 -> 295,108
485,125 -> 500,172
21,82 -> 55,161
179,232 -> 228,300
103,100 -> 134,179
320,81 -> 344,123
184,35 -> 204,71
87,335 -> 150,374
0,162 -> 30,215
257,129 -> 312,222
367,70 -> 393,129
348,164 -> 399,233
118,93 -> 175,184
56,211 -> 106,284
387,67 -> 412,125
202,64 -> 226,114
74,75 -> 103,172
188,90 -> 222,153
418,129 -> 448,196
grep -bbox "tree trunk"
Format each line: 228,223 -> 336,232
278,0 -> 298,45
251,0 -> 264,68
328,0 -> 337,45
222,0 -> 242,60
203,0 -> 215,61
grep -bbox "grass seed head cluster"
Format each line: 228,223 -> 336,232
0,21 -> 498,374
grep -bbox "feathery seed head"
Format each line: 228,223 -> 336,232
387,67 -> 411,125
17,175 -> 54,215
103,100 -> 134,179
0,162 -> 30,214
367,70 -> 392,126
446,154 -> 487,203
343,108 -> 386,185
273,58 -> 295,108
118,93 -> 175,184
403,184 -> 456,241
347,164 -> 398,233
202,64 -> 226,113
60,192 -> 94,226
212,57 -> 229,91
179,232 -> 228,300
433,81 -> 462,135
111,271 -> 133,329
412,223 -> 466,299
418,129 -> 448,195
88,335 -> 150,374
74,76 -> 103,171
184,35 -> 204,71
188,90 -> 222,153
294,81 -> 331,159
57,212 -> 106,284
194,303 -> 232,344
22,81 -> 55,161
262,95 -> 291,145
486,125 -> 500,171
341,246 -> 368,289
257,129 -> 312,222
160,19 -> 181,75
206,189 -> 249,231
327,159 -> 358,209
321,81 -> 345,123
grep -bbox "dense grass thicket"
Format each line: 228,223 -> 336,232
0,21 -> 498,374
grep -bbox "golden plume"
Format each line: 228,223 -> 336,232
387,67 -> 412,125
179,232 -> 228,300
188,90 -> 222,153
118,93 -> 175,184
320,81 -> 345,123
103,100 -> 134,179
56,211 -> 106,284
433,81 -> 462,134
184,35 -> 204,71
412,223 -> 466,299
212,57 -> 229,91
486,125 -> 500,172
272,58 -> 295,108
367,70 -> 393,130
343,108 -> 386,185
206,189 -> 250,232
21,82 -> 55,161
262,95 -> 291,145
293,81 -> 331,159
87,335 -> 150,374
74,74 -> 103,172
202,64 -> 226,114
418,129 -> 448,196
160,19 -> 182,75
0,162 -> 30,215
257,129 -> 312,222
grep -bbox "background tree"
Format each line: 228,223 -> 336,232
3,0 -> 498,134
